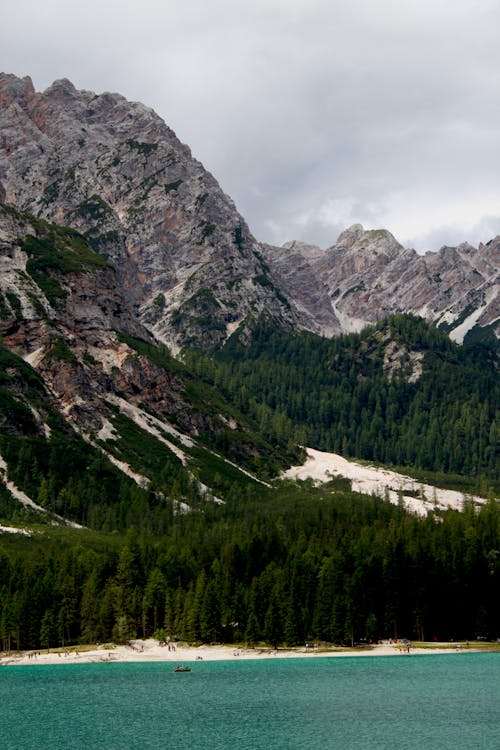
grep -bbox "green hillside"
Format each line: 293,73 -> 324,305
185,314 -> 499,489
1,255 -> 499,651
2,482 -> 500,650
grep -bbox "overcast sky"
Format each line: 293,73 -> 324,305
2,0 -> 500,251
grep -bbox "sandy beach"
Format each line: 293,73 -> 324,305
0,639 -> 492,667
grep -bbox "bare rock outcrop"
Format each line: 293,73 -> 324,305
0,72 -> 497,348
0,204 -> 236,438
263,225 -> 499,343
0,73 -> 295,349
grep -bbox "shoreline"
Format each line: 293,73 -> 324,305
1,639 -> 496,667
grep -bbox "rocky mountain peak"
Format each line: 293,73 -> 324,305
0,74 -> 297,348
335,223 -> 365,248
332,225 -> 403,258
0,73 -> 35,104
43,77 -> 78,97
263,224 -> 498,342
0,72 -> 497,351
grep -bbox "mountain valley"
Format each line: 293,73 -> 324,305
0,73 -> 498,650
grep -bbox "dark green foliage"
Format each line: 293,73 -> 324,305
104,412 -> 183,484
115,332 -> 180,373
185,314 -> 499,485
5,292 -> 22,318
164,179 -> 183,194
0,388 -> 38,435
438,302 -> 478,333
464,323 -> 500,356
87,229 -> 120,251
153,293 -> 165,310
0,345 -> 47,436
2,482 -> 500,650
45,337 -> 77,364
20,219 -> 108,306
0,344 -> 45,389
233,224 -> 243,249
199,221 -> 215,240
26,292 -> 46,318
41,179 -> 61,205
126,139 -> 159,155
71,194 -> 113,224
252,274 -> 273,288
0,293 -> 10,320
21,224 -> 108,274
343,283 -> 366,297
184,288 -> 221,312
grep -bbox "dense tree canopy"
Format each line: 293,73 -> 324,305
185,315 -> 499,484
0,314 -> 498,651
2,483 -> 500,651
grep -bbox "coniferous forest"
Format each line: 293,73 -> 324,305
2,483 -> 500,651
186,315 -> 499,484
0,314 -> 499,651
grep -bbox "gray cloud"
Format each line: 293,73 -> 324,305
2,0 -> 500,252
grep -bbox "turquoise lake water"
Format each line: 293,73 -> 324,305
1,653 -> 499,749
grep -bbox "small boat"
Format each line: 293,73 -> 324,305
173,665 -> 191,672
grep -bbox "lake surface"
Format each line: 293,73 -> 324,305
1,653 -> 499,749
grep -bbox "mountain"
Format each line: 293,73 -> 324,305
0,201 -> 297,530
1,73 -> 497,351
262,225 -> 499,346
0,75 -> 499,653
0,73 -> 295,350
0,73 -> 497,533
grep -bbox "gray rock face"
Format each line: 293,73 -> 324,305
0,73 -> 497,348
263,226 -> 499,342
261,241 -> 341,337
0,203 -> 152,431
0,204 -> 247,441
0,73 -> 295,349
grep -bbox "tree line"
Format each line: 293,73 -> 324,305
185,314 -> 499,485
2,482 -> 500,651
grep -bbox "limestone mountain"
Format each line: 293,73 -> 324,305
0,73 -> 295,350
0,202 -> 292,529
262,225 -> 499,347
0,73 -> 497,350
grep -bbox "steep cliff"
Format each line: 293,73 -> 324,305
263,225 -> 499,344
0,73 -> 295,349
0,73 -> 497,349
0,203 -> 287,528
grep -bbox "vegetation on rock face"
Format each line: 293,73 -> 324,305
18,216 -> 109,307
5,292 -> 22,318
164,179 -> 183,194
21,223 -> 109,274
71,194 -> 113,224
45,337 -> 77,364
125,139 -> 159,156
